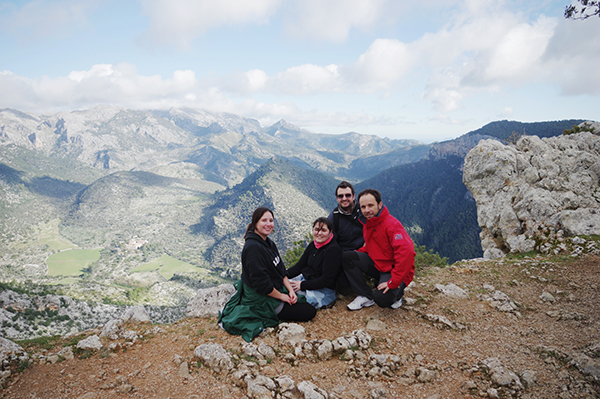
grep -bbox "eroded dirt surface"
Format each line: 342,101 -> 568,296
3,254 -> 600,398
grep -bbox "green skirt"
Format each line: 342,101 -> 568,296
218,279 -> 305,342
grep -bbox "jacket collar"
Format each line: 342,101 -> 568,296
365,205 -> 389,227
336,201 -> 357,216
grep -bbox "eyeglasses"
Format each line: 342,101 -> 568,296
336,193 -> 352,199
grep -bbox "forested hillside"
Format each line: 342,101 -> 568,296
464,119 -> 586,141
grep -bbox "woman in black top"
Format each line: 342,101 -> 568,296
220,207 -> 316,341
287,217 -> 342,308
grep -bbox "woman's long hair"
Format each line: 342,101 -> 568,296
244,207 -> 274,239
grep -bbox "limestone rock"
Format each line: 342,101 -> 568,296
193,343 -> 234,374
434,283 -> 468,298
121,305 -> 151,324
76,335 -> 103,351
186,284 -> 236,318
463,125 -> 600,258
100,319 -> 123,340
481,357 -> 523,390
297,380 -> 328,399
0,337 -> 25,359
246,375 -> 276,399
278,323 -> 306,346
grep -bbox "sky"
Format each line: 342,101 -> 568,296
1,0 -> 599,143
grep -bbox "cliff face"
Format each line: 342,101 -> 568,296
463,122 -> 600,259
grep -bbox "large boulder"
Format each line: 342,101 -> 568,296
463,123 -> 600,258
121,305 -> 151,324
186,284 -> 236,318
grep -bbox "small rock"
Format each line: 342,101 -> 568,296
58,346 -> 74,360
278,323 -> 306,346
121,305 -> 150,324
317,340 -> 333,360
366,319 -> 386,331
434,283 -> 468,298
76,335 -> 103,351
520,370 -> 537,388
487,388 -> 499,399
177,361 -> 189,378
297,380 -> 328,399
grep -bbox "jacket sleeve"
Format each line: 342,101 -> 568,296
300,244 -> 342,291
386,224 -> 416,290
245,249 -> 275,296
286,245 -> 310,279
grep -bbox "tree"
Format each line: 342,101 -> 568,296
565,0 -> 600,20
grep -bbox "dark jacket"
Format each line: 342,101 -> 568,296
328,203 -> 365,251
241,231 -> 286,296
286,239 -> 342,291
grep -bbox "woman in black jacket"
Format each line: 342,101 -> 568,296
220,207 -> 316,341
287,217 -> 342,308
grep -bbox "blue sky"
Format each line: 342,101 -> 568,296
1,0 -> 598,143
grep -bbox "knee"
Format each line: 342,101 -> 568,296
373,289 -> 395,308
342,251 -> 358,270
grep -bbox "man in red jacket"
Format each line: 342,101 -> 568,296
343,188 -> 416,310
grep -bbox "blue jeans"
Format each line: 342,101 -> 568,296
290,275 -> 337,309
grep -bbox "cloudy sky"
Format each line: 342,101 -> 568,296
1,0 -> 598,143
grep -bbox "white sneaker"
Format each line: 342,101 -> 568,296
391,298 -> 403,309
347,296 -> 375,311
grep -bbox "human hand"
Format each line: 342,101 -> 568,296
280,293 -> 293,305
377,282 -> 389,294
288,289 -> 298,304
290,280 -> 301,292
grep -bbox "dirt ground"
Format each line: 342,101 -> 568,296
3,254 -> 600,399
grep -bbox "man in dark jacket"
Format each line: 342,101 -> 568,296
328,181 -> 365,294
327,181 -> 365,251
344,189 -> 415,311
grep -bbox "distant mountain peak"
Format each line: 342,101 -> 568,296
266,119 -> 305,136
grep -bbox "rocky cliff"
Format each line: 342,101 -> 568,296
463,122 -> 600,259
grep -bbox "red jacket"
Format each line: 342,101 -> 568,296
358,206 -> 415,289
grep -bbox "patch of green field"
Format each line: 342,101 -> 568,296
47,277 -> 81,285
46,249 -> 101,276
132,254 -> 209,280
35,219 -> 76,251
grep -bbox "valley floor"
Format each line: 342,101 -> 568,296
3,254 -> 600,398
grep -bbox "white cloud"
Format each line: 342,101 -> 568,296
348,39 -> 414,91
139,0 -> 281,49
0,65 -> 380,131
540,18 -> 600,95
269,64 -> 342,95
239,99 -> 386,129
283,0 -> 389,42
0,64 -> 203,112
500,107 -> 514,118
0,0 -> 101,42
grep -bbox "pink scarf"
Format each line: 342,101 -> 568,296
314,233 -> 334,249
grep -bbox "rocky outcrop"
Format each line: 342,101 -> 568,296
463,123 -> 600,258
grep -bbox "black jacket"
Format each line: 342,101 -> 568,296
327,203 -> 365,251
241,231 -> 286,296
286,239 -> 342,291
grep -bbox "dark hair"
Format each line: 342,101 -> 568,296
312,217 -> 333,232
244,207 -> 274,239
335,180 -> 355,196
358,188 -> 382,204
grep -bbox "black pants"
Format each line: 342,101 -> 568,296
342,251 -> 405,307
277,302 -> 316,322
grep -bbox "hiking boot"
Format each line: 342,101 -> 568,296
347,296 -> 375,311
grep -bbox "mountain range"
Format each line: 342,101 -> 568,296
0,105 -> 586,304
